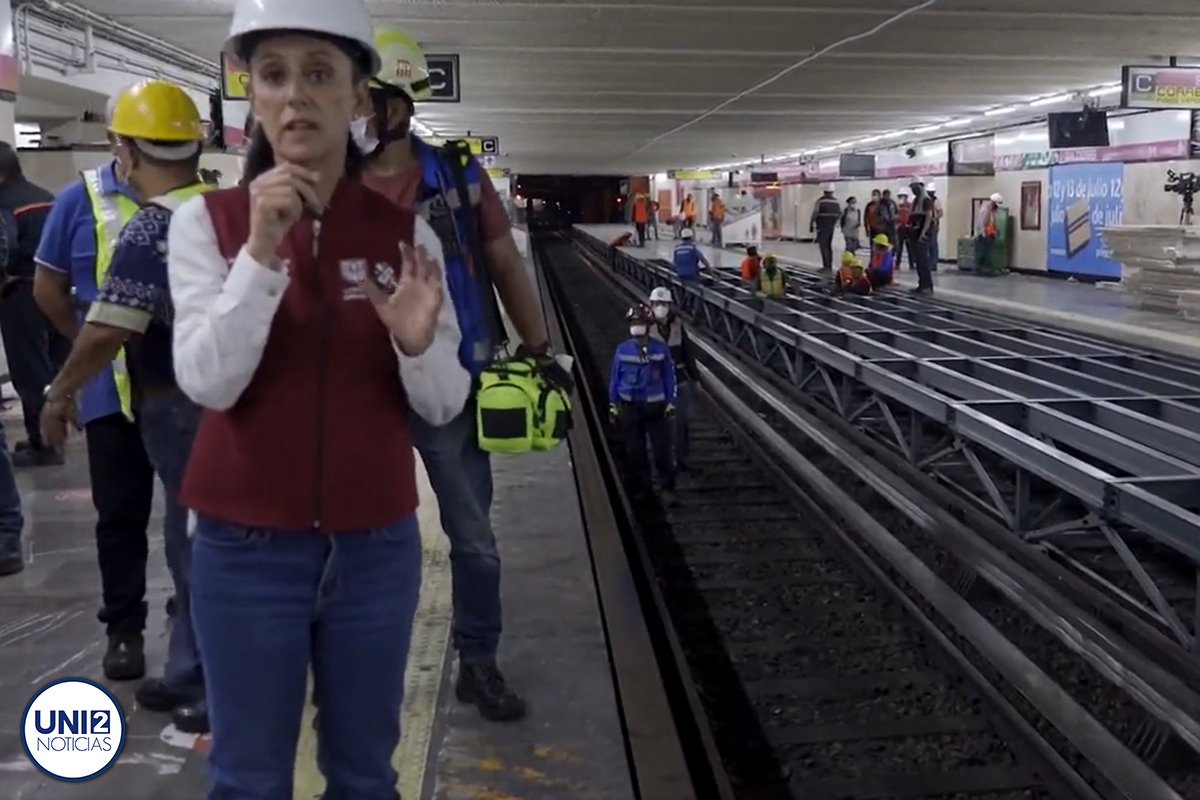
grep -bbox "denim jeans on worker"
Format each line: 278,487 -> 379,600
673,381 -> 692,467
408,402 -> 500,664
136,390 -> 203,692
191,514 -> 422,800
0,422 -> 23,550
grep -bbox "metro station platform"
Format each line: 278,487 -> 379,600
579,224 -> 1200,362
0,415 -> 634,799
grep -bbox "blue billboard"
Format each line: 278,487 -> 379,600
1046,161 -> 1124,279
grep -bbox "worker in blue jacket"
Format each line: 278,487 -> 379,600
609,304 -> 678,504
672,228 -> 710,282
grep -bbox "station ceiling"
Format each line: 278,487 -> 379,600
73,0 -> 1200,174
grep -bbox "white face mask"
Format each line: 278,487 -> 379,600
350,115 -> 379,154
652,305 -> 669,320
629,324 -> 648,337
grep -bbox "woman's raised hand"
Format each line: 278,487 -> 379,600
362,242 -> 444,356
247,164 -> 322,265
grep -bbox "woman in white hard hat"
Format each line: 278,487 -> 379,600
164,0 -> 463,795
648,286 -> 697,471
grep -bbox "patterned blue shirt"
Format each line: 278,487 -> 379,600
87,205 -> 177,388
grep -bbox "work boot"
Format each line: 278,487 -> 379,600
103,633 -> 146,681
172,698 -> 209,735
136,677 -> 201,713
0,540 -> 22,576
11,445 -> 64,468
456,660 -> 526,722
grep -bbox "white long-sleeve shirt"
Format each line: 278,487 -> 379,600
167,195 -> 471,426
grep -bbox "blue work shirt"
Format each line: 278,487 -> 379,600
869,249 -> 895,280
35,161 -> 137,424
88,205 -> 176,391
609,338 -> 677,405
672,241 -> 709,280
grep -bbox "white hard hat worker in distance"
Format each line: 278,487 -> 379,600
178,0 -> 453,797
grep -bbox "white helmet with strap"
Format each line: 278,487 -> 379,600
649,286 -> 674,304
225,0 -> 380,75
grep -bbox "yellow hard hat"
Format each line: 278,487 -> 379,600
841,251 -> 858,265
873,233 -> 890,246
372,26 -> 431,101
109,80 -> 205,142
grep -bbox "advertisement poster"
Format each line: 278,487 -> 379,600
722,207 -> 762,248
1046,162 -> 1124,279
753,185 -> 782,239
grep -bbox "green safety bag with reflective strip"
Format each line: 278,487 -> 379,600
476,358 -> 572,454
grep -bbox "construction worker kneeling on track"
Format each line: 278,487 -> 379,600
835,251 -> 873,295
673,227 -> 711,282
867,233 -> 896,288
648,286 -> 697,472
754,254 -> 787,299
609,304 -> 678,505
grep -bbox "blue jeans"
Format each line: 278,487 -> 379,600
191,514 -> 422,800
136,390 -> 202,691
673,381 -> 692,466
408,403 -> 500,663
0,422 -> 22,548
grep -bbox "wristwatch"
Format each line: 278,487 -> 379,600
43,385 -> 71,405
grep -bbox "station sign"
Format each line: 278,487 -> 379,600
220,53 -> 249,101
425,54 -> 461,103
424,136 -> 499,156
1121,65 -> 1200,110
485,167 -> 511,179
668,170 -> 717,180
220,52 -> 461,104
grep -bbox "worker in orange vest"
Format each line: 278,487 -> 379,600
680,193 -> 696,230
975,193 -> 1002,270
631,192 -> 650,246
709,191 -> 725,248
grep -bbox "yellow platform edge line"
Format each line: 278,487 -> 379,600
294,456 -> 454,799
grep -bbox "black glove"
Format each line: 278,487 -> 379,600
516,344 -> 575,394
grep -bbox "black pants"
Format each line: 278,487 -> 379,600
86,413 -> 156,635
896,232 -> 914,269
620,402 -> 675,493
0,280 -> 70,447
975,234 -> 996,270
635,222 -> 647,246
910,237 -> 934,290
816,229 -> 835,270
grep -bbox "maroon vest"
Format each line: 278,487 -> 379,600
181,179 -> 419,532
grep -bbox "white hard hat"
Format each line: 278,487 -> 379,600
821,182 -> 836,192
990,192 -> 1003,204
908,176 -> 925,186
225,0 -> 381,75
649,286 -> 673,304
680,228 -> 694,240
926,180 -> 937,192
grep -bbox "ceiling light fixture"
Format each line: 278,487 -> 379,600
984,106 -> 1017,116
943,118 -> 973,127
1088,84 -> 1121,98
1029,93 -> 1073,107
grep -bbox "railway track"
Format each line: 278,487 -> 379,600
533,229 -> 1194,800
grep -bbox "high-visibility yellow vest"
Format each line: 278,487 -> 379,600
758,269 -> 785,298
82,170 -> 212,419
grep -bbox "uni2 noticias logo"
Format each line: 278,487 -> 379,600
21,678 -> 127,781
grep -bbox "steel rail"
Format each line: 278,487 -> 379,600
531,228 -> 735,800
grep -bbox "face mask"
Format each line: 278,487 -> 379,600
630,324 -> 648,337
350,115 -> 379,155
652,305 -> 669,320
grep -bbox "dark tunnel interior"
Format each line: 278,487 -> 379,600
514,175 -> 628,225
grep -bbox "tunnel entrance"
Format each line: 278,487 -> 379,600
514,175 -> 626,226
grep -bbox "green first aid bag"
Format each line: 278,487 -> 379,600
476,358 -> 572,454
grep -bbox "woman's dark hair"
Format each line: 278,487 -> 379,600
236,28 -> 371,186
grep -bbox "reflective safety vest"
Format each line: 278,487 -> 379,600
758,268 -> 785,298
412,136 -> 505,377
82,171 -> 212,419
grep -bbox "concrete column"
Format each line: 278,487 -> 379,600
0,0 -> 17,143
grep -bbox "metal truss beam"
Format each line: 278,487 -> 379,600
572,231 -> 1200,650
